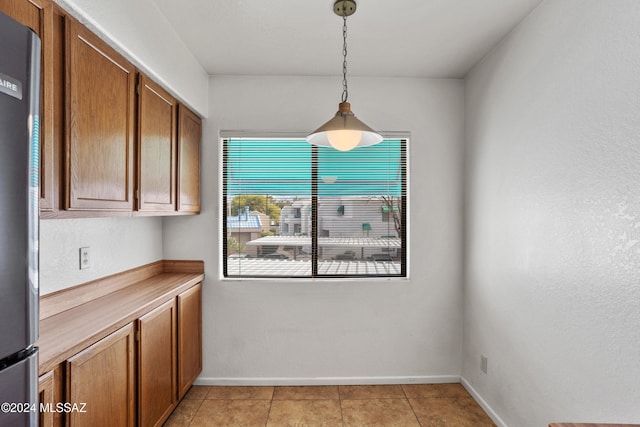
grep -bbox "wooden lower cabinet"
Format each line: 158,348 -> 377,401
40,282 -> 202,426
138,299 -> 177,427
38,370 -> 55,427
66,323 -> 135,426
39,364 -> 64,427
38,365 -> 65,427
177,283 -> 203,399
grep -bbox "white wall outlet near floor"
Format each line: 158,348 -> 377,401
480,354 -> 488,374
79,247 -> 91,270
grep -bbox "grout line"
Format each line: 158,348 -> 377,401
265,396 -> 273,427
338,385 -> 345,427
184,397 -> 204,427
400,384 -> 409,399
338,399 -> 345,426
401,385 -> 424,427
406,396 -> 424,427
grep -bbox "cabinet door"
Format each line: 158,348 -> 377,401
0,0 -> 57,212
39,365 -> 64,427
177,283 -> 202,398
177,105 -> 201,213
38,366 -> 66,427
39,370 -> 55,427
66,19 -> 135,211
137,75 -> 177,213
138,299 -> 177,427
66,323 -> 135,427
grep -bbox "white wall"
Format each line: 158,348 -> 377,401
54,0 -> 209,116
163,75 -> 465,384
40,217 -> 163,294
463,1 -> 640,425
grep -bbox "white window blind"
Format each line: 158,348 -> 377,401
223,137 -> 407,278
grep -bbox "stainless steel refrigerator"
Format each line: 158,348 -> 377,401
0,10 -> 41,427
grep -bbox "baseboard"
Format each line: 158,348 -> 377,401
460,377 -> 508,427
194,375 -> 461,386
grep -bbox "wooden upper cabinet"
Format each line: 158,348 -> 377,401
65,20 -> 135,211
177,105 -> 202,213
0,0 -> 58,212
0,0 -> 45,30
137,75 -> 177,212
5,0 -> 201,217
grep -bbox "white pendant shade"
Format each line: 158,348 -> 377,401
307,1 -> 382,152
306,102 -> 383,151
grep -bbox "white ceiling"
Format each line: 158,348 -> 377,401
149,0 -> 543,78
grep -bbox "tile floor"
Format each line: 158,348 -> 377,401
164,383 -> 496,426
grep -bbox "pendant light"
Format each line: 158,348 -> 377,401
306,0 -> 383,152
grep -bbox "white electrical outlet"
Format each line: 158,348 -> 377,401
480,354 -> 488,374
79,247 -> 91,270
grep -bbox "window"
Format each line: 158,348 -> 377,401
222,136 -> 407,278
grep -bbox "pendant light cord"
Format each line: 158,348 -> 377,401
341,13 -> 349,103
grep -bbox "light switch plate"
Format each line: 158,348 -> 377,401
480,354 -> 488,374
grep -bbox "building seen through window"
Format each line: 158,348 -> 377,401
223,137 -> 407,278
